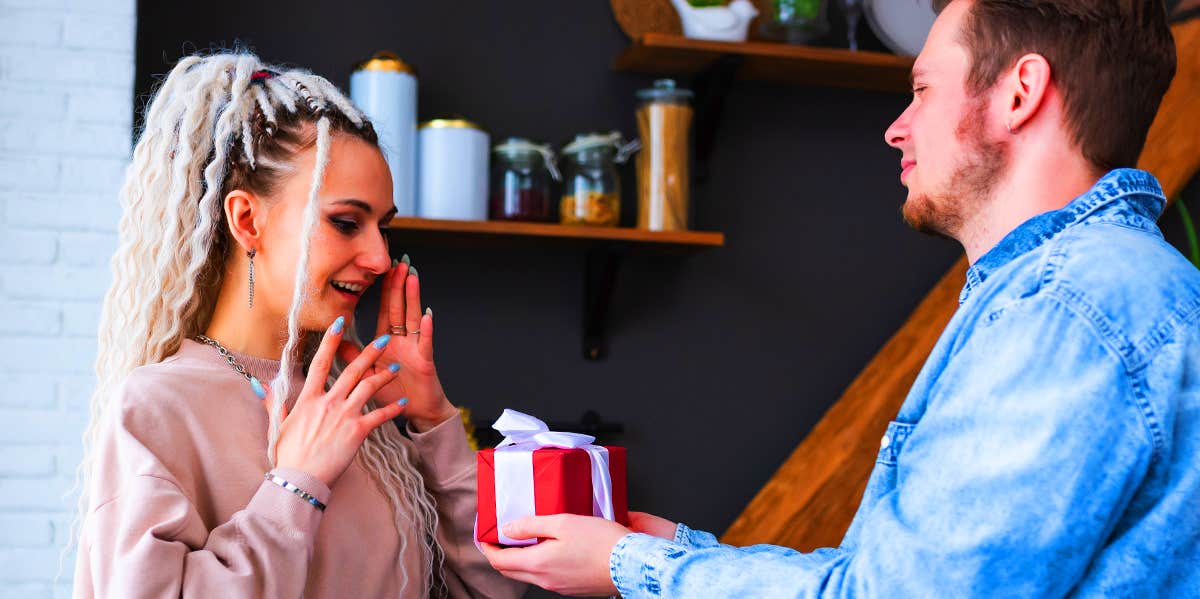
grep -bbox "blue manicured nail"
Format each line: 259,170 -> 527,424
401,253 -> 411,265
388,363 -> 400,373
397,398 -> 409,407
372,334 -> 391,349
330,316 -> 345,334
407,266 -> 417,278
249,377 -> 266,399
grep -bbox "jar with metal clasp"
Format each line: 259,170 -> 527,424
489,138 -> 560,222
559,132 -> 640,227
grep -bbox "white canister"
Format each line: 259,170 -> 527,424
416,119 -> 490,221
350,52 -> 418,217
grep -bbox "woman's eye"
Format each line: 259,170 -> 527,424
330,217 -> 359,234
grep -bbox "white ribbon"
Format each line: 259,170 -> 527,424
490,409 -> 615,546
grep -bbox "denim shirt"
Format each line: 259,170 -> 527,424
609,169 -> 1200,598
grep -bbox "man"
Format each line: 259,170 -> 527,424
482,1 -> 1199,596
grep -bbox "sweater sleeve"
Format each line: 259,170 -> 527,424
74,379 -> 331,598
408,415 -> 526,599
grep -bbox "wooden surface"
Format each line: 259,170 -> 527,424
386,216 -> 724,250
1140,18 -> 1200,196
614,33 -> 914,93
609,0 -> 681,39
722,18 -> 1200,550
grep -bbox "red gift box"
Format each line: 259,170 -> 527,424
476,446 -> 629,545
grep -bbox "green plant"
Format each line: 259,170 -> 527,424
687,0 -> 728,6
1177,195 -> 1200,269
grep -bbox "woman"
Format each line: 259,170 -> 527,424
71,52 -> 522,598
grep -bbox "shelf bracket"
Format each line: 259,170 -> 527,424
691,53 -> 744,181
583,247 -> 623,360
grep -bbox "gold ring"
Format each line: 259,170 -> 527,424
389,324 -> 407,336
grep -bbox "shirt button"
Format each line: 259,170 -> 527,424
880,434 -> 891,450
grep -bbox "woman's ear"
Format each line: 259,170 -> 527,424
224,189 -> 265,254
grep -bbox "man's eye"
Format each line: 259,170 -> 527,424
913,86 -> 927,95
330,218 -> 359,234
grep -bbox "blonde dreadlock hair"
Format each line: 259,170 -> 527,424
70,52 -> 444,596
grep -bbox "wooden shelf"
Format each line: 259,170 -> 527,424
614,33 -> 914,93
386,216 -> 724,251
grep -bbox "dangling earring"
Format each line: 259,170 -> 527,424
247,248 -> 256,309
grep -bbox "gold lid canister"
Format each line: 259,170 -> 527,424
419,118 -> 486,132
353,51 -> 416,75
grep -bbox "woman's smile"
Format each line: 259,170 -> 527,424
330,278 -> 370,303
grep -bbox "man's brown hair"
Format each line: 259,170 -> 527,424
932,0 -> 1177,172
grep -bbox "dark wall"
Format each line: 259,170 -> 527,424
136,3 -> 1199,595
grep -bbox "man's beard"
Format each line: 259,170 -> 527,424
902,98 -> 1009,239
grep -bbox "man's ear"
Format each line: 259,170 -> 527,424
224,189 -> 265,254
1005,53 -> 1052,134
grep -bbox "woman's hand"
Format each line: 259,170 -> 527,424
338,257 -> 458,433
270,319 -> 406,488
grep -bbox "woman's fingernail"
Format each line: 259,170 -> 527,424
397,397 -> 409,407
392,258 -> 399,268
388,363 -> 400,373
249,377 -> 266,399
372,334 -> 391,349
331,316 -> 345,334
408,266 -> 418,278
425,307 -> 432,317
401,253 -> 411,266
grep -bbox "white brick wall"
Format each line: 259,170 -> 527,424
0,0 -> 134,594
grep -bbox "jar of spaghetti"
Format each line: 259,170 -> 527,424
635,79 -> 693,232
559,132 -> 638,227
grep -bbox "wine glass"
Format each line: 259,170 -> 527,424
839,0 -> 865,51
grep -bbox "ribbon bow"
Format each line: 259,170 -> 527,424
494,408 -> 596,449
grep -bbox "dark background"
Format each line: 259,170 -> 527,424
136,2 -> 1199,596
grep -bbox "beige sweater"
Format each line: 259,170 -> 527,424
74,339 -> 523,598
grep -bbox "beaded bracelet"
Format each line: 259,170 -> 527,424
264,472 -> 327,512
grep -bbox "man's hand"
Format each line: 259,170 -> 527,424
480,514 -> 630,596
629,511 -> 677,540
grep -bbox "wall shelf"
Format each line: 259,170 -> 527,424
387,217 -> 724,251
613,33 -> 914,93
387,217 -> 724,360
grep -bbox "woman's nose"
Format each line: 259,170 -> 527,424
360,230 -> 392,274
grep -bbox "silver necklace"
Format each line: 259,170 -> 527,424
194,334 -> 255,382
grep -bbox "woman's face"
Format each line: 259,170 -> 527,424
257,131 -> 396,332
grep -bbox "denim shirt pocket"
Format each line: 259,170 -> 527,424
844,421 -> 918,550
876,421 -> 916,466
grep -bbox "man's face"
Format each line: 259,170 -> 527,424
884,0 -> 1009,238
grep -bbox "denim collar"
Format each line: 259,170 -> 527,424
959,168 -> 1166,304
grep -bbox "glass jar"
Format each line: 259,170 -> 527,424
559,132 -> 637,227
489,138 -> 558,222
636,79 -> 693,232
